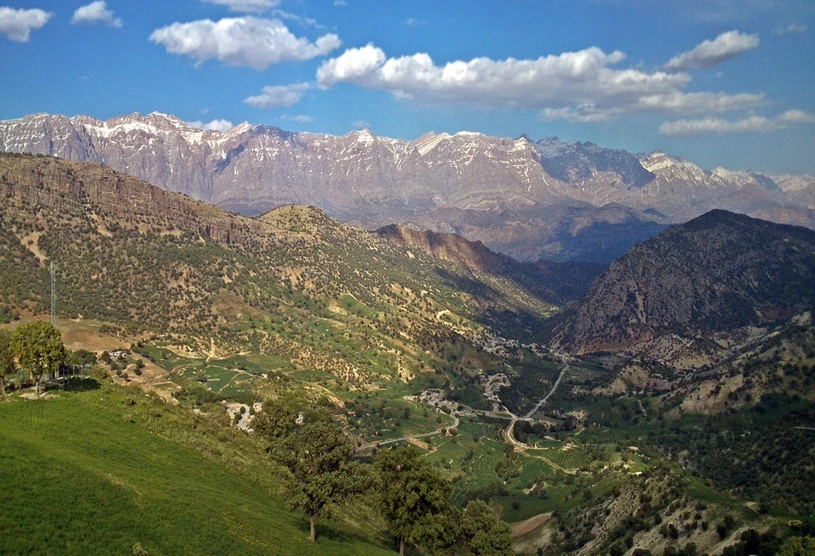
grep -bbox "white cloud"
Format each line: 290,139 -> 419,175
72,1 -> 122,28
406,17 -> 426,26
0,7 -> 52,42
352,120 -> 370,129
774,23 -> 807,35
203,0 -> 280,13
245,82 -> 312,108
778,110 -> 815,124
272,10 -> 325,29
281,114 -> 314,123
150,17 -> 341,71
334,0 -> 347,5
188,119 -> 235,132
636,91 -> 766,114
659,110 -> 815,136
664,30 -> 759,71
316,44 -> 767,121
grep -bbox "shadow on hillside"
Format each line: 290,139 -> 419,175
59,377 -> 101,392
296,516 -> 391,550
434,268 -> 503,300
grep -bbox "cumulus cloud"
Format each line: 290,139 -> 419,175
188,119 -> 235,132
664,30 -> 759,71
245,82 -> 312,108
774,23 -> 807,35
203,0 -> 280,13
150,17 -> 341,71
659,110 -> 815,136
0,7 -> 52,42
72,1 -> 122,28
316,43 -> 765,121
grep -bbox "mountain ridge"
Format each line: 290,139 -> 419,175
2,111 -> 813,263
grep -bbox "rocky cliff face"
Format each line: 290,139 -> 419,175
2,112 -> 811,262
0,152 -> 261,245
550,210 -> 815,354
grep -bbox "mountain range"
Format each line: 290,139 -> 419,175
2,112 -> 813,263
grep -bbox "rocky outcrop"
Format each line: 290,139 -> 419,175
0,152 -> 262,245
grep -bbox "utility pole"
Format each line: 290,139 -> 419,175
50,261 -> 56,327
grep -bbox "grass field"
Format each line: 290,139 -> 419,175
0,383 -> 390,555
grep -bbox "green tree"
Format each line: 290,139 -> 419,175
374,446 -> 452,555
0,330 -> 16,397
276,421 -> 367,543
253,400 -> 297,443
459,500 -> 513,556
11,321 -> 65,395
778,536 -> 815,556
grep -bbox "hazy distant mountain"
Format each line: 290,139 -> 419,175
550,210 -> 815,354
2,112 -> 811,262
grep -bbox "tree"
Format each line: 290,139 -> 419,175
778,536 -> 815,556
11,321 -> 65,395
253,399 -> 296,443
459,500 -> 513,556
374,446 -> 452,555
0,330 -> 16,397
276,421 -> 367,543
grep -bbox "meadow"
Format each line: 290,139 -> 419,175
0,380 -> 390,555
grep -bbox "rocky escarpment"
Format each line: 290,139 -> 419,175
0,153 -> 261,245
550,210 -> 815,354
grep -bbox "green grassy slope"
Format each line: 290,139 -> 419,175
0,385 -> 390,555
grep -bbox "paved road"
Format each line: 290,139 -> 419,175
523,356 -> 570,420
504,354 -> 570,449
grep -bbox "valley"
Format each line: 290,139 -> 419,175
1,153 -> 814,555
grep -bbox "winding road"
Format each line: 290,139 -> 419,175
356,352 -> 571,452
356,413 -> 460,451
504,354 -> 570,449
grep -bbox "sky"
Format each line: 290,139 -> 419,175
0,0 -> 813,175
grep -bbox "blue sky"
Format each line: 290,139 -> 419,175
0,0 -> 813,174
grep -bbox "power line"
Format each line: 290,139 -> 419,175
50,261 -> 56,327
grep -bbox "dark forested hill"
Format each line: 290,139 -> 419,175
550,210 -> 815,353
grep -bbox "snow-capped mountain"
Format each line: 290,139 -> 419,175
1,111 -> 811,261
